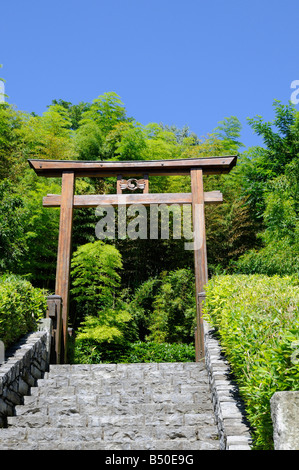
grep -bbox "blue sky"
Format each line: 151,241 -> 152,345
1,0 -> 298,150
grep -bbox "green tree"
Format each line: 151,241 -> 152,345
127,276 -> 162,340
106,121 -> 147,161
232,101 -> 299,275
148,269 -> 196,343
0,180 -> 29,273
22,104 -> 77,160
213,116 -> 244,153
128,269 -> 196,344
71,240 -> 123,317
247,100 -> 298,175
16,175 -> 61,288
0,104 -> 26,180
235,174 -> 299,275
49,99 -> 91,130
241,100 -> 299,216
71,241 -> 137,361
75,92 -> 128,160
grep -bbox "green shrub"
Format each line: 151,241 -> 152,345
234,237 -> 299,276
73,301 -> 138,362
72,338 -> 128,364
71,266 -> 196,365
121,341 -> 195,363
71,240 -> 123,318
129,269 -> 196,344
203,274 -> 299,450
148,269 -> 196,343
0,274 -> 47,347
233,174 -> 299,276
128,277 -> 162,340
72,339 -> 195,364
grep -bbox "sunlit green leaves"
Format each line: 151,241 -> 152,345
0,274 -> 47,347
203,274 -> 299,449
71,240 -> 123,316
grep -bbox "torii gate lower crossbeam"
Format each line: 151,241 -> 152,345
29,156 -> 237,363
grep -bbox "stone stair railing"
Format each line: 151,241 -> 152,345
0,319 -> 51,428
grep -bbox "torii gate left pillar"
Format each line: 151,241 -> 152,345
29,155 -> 237,363
55,171 -> 75,363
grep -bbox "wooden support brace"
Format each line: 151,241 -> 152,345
43,191 -> 223,207
117,174 -> 123,194
143,174 -> 149,193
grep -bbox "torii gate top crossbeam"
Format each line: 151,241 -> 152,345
28,155 -> 237,178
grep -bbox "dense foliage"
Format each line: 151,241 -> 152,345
232,102 -> 299,276
128,269 -> 196,344
71,267 -> 196,363
73,340 -> 195,365
0,274 -> 47,347
0,94 -> 298,286
71,240 -> 123,317
203,274 -> 299,450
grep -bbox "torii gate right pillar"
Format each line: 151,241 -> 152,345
191,168 -> 208,361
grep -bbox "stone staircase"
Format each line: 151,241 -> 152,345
0,362 -> 220,450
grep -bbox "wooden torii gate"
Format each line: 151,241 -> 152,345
29,155 -> 237,363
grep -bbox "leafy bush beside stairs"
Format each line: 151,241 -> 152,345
72,339 -> 195,364
203,274 -> 299,450
0,274 -> 47,347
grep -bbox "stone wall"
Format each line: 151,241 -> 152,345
0,318 -> 51,427
204,321 -> 252,450
270,391 -> 299,450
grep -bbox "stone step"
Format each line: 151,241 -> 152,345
47,362 -> 202,372
43,363 -> 208,381
32,363 -> 210,392
2,424 -> 219,443
35,376 -> 209,388
0,436 -> 219,450
18,400 -> 214,416
37,380 -> 209,391
30,384 -> 210,399
27,388 -> 211,406
8,410 -> 216,428
39,376 -> 209,388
